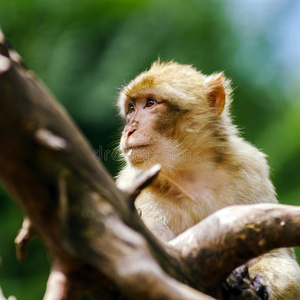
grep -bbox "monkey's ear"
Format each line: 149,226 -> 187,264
207,77 -> 226,116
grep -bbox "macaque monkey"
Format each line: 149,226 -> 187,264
116,61 -> 300,299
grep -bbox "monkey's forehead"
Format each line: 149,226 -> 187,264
120,64 -> 206,101
129,62 -> 206,90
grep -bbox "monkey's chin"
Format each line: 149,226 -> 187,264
125,145 -> 156,167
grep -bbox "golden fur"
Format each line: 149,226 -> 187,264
116,61 -> 300,300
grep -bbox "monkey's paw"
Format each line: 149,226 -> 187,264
221,265 -> 268,300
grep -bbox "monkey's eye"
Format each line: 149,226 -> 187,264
145,97 -> 156,108
127,103 -> 135,114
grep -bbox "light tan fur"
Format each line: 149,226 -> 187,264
116,61 -> 300,299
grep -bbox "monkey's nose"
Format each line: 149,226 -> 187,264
125,121 -> 138,138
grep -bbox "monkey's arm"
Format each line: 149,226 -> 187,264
248,248 -> 300,300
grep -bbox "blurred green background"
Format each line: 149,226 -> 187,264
0,0 -> 299,299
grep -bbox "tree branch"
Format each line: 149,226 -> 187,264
169,203 -> 300,294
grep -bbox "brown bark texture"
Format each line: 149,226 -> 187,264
0,29 -> 300,300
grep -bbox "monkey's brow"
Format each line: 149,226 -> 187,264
126,97 -> 136,103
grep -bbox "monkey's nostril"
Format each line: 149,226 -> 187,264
127,128 -> 136,137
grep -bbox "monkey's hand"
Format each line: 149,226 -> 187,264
221,265 -> 268,300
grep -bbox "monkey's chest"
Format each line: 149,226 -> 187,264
135,189 -> 216,239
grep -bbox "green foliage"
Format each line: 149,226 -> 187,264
0,0 -> 299,299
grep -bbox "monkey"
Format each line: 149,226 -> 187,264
115,61 -> 300,300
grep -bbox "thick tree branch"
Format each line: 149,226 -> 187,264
169,203 -> 300,294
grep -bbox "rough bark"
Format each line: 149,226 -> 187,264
0,29 -> 300,300
169,203 -> 300,292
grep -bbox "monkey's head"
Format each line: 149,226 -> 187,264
117,61 -> 233,169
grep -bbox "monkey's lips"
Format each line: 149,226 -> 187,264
124,145 -> 151,155
123,145 -> 154,163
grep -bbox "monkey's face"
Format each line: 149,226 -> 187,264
118,61 -> 229,169
120,94 -> 177,167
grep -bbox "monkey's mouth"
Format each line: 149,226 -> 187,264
124,145 -> 151,156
